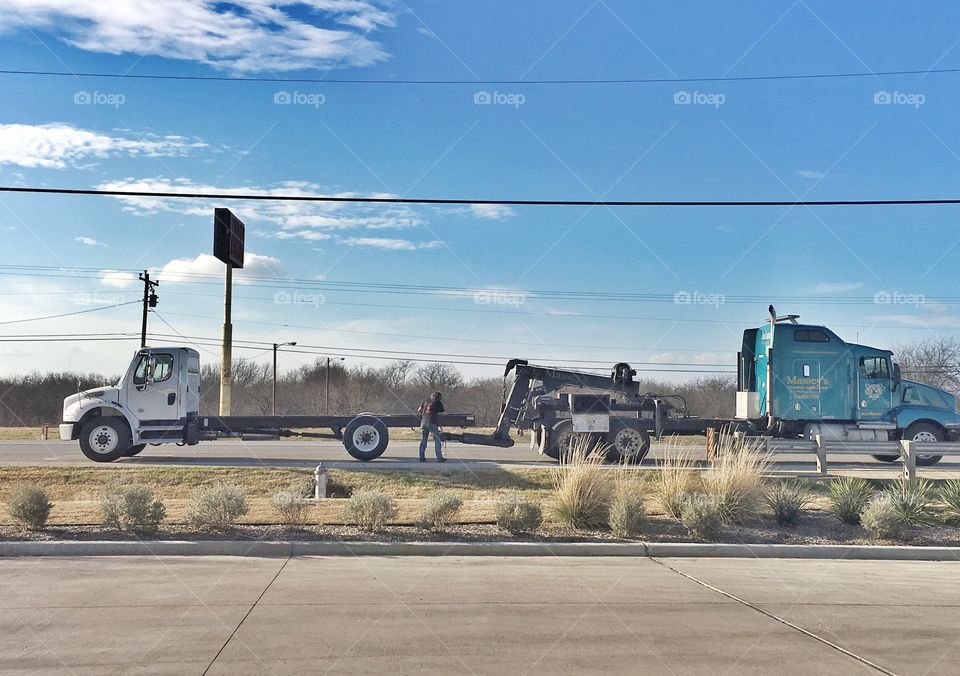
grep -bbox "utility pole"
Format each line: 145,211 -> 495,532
138,270 -> 159,348
326,356 -> 344,414
272,341 -> 297,416
219,263 -> 232,416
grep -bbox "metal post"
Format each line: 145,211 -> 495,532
219,263 -> 233,416
325,356 -> 330,414
900,439 -> 916,481
815,434 -> 827,476
272,343 -> 279,416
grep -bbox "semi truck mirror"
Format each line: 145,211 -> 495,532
893,363 -> 902,391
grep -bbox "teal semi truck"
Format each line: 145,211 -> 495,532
735,306 -> 960,466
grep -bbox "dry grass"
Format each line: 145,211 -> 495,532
701,433 -> 771,524
653,440 -> 701,518
549,435 -> 615,529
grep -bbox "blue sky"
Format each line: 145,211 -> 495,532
1,1 -> 960,379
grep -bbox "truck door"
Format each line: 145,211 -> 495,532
857,355 -> 892,421
183,350 -> 201,415
124,351 -> 181,423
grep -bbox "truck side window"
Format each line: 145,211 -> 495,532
860,356 -> 889,378
187,355 -> 200,374
133,356 -> 148,385
133,354 -> 175,385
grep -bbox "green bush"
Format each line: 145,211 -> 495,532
860,495 -> 904,540
680,494 -> 722,541
765,480 -> 810,526
101,484 -> 165,535
342,490 -> 397,532
938,479 -> 960,524
828,477 -> 874,525
7,483 -> 52,530
608,487 -> 646,538
419,490 -> 463,533
187,482 -> 248,530
883,479 -> 935,526
271,486 -> 310,529
495,493 -> 542,535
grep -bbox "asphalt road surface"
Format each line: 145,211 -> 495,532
3,438 -> 960,478
1,555 -> 958,674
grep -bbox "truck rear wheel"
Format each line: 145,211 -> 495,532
343,415 -> 389,461
604,422 -> 651,465
79,417 -> 132,463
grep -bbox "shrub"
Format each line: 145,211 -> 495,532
271,486 -> 310,529
419,490 -> 463,533
680,494 -> 722,541
550,438 -> 614,529
860,495 -> 904,540
765,480 -> 810,526
702,436 -> 769,523
101,484 -> 165,534
609,486 -> 646,538
7,483 -> 52,530
654,446 -> 700,518
495,493 -> 542,535
938,479 -> 960,524
882,479 -> 936,526
187,483 -> 248,530
342,490 -> 397,532
828,477 -> 874,525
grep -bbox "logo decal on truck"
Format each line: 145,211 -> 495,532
864,383 -> 885,400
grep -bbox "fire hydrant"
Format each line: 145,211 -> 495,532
314,464 -> 328,500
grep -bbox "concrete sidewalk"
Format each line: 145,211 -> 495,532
1,556 -> 958,674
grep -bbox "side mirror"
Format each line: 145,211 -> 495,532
892,363 -> 902,392
146,354 -> 157,385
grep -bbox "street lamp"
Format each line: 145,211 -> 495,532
272,341 -> 297,416
326,356 -> 345,414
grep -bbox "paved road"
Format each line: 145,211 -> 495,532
1,555 -> 957,674
4,439 -> 960,477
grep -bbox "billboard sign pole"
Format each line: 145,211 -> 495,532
213,208 -> 245,416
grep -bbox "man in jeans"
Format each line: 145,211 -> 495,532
418,391 -> 446,462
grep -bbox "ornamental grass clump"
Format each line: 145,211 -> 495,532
550,435 -> 614,530
828,477 -> 874,525
701,433 -> 770,524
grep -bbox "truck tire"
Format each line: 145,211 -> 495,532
546,420 -> 601,462
124,444 -> 147,457
906,422 -> 944,466
604,421 -> 651,465
79,417 -> 133,463
343,415 -> 389,461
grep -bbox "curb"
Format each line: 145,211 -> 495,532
1,540 -> 958,560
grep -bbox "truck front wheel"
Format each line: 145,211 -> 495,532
874,422 -> 945,466
343,415 -> 389,461
79,418 -> 133,462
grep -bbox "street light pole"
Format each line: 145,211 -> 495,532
272,341 -> 297,416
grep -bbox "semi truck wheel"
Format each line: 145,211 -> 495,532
124,444 -> 147,457
78,417 -> 133,463
343,415 -> 389,461
546,420 -> 601,462
604,422 -> 651,465
906,422 -> 944,466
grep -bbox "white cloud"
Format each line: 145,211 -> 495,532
75,236 -> 102,247
0,1 -> 395,73
99,270 -> 137,288
811,281 -> 863,294
340,237 -> 442,250
0,124 -> 206,169
159,252 -> 286,283
470,204 -> 516,221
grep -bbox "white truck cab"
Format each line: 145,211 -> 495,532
60,347 -> 201,461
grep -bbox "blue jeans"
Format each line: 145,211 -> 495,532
419,423 -> 443,460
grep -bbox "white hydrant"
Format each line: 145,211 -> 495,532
314,464 -> 328,500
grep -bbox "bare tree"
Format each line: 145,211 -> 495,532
894,337 -> 960,394
414,362 -> 464,392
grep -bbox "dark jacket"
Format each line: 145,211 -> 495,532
420,399 -> 444,427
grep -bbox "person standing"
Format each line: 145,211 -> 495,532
418,391 -> 446,462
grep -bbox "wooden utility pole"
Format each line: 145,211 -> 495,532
138,270 -> 158,348
219,262 -> 232,416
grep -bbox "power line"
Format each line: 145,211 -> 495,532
1,66 -> 959,85
0,300 -> 139,326
0,185 -> 957,207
